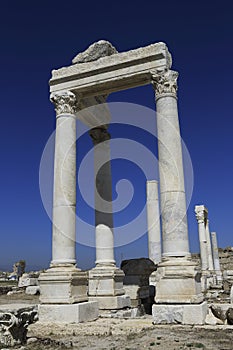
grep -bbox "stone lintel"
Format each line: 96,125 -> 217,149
49,42 -> 171,96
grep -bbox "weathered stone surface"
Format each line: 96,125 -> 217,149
210,304 -> 227,322
72,40 -> 118,64
39,267 -> 88,304
25,286 -> 40,295
152,302 -> 207,325
205,309 -> 223,325
121,258 -> 156,279
182,302 -> 207,325
154,257 -> 203,304
18,275 -> 38,288
146,180 -> 161,264
38,302 -> 98,323
89,295 -> 130,310
230,285 -> 233,303
152,305 -> 183,324
50,42 -> 171,96
0,304 -> 37,347
226,307 -> 233,325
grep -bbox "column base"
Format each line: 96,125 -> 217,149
88,265 -> 125,296
38,302 -> 98,323
155,257 -> 203,304
89,295 -> 130,310
152,301 -> 207,325
39,265 -> 88,304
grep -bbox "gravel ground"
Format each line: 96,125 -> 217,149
27,318 -> 233,350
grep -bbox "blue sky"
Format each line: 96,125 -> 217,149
0,1 -> 232,271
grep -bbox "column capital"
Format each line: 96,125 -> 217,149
151,69 -> 178,100
195,205 -> 208,224
89,127 -> 111,145
50,90 -> 77,115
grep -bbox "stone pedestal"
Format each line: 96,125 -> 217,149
154,257 -> 203,304
88,265 -> 130,309
39,265 -> 88,304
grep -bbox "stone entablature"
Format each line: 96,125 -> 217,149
49,41 -> 171,96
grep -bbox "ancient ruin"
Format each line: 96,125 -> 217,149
1,41 -> 232,348
37,40 -> 206,324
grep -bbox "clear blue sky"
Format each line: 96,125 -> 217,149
0,1 -> 232,271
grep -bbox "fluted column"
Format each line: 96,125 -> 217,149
50,90 -> 77,266
146,180 -> 161,264
152,70 -> 189,257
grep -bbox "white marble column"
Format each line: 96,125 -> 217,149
152,70 -> 189,257
88,126 -> 130,309
206,219 -> 214,271
50,91 -> 77,266
146,180 -> 161,264
89,126 -> 115,267
151,70 -> 203,306
39,90 -> 89,306
195,205 -> 208,271
211,232 -> 223,284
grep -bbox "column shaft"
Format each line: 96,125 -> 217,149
153,70 -> 189,257
146,180 -> 161,264
50,91 -> 77,265
89,127 -> 115,266
206,220 -> 214,271
211,232 -> 223,283
195,205 -> 208,271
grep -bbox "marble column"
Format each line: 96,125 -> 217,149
206,220 -> 214,272
146,180 -> 161,264
51,90 -> 77,266
195,205 -> 210,291
39,90 -> 88,305
152,70 -> 189,257
211,232 -> 223,284
88,126 -> 130,310
151,70 -> 203,306
195,205 -> 209,271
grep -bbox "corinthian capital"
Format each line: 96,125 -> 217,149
50,90 -> 77,115
151,69 -> 178,99
195,205 -> 208,224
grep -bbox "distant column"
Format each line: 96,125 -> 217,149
195,205 -> 208,271
146,180 -> 161,264
205,219 -> 214,271
211,232 -> 223,284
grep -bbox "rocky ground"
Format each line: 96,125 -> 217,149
26,319 -> 233,350
1,293 -> 233,350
